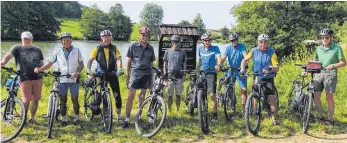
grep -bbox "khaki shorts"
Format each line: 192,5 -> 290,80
167,78 -> 184,96
313,71 -> 337,94
19,80 -> 43,103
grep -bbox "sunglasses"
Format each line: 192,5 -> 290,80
141,34 -> 150,37
203,40 -> 211,42
230,40 -> 237,42
259,40 -> 268,43
321,36 -> 330,40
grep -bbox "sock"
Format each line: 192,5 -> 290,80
125,118 -> 129,122
117,114 -> 121,120
75,115 -> 80,120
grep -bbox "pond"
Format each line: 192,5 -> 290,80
1,40 -> 230,68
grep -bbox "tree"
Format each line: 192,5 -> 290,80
230,1 -> 347,61
108,3 -> 133,41
1,1 -> 60,40
80,4 -> 108,40
179,20 -> 191,25
51,1 -> 84,18
192,13 -> 206,36
220,26 -> 230,40
139,3 -> 164,40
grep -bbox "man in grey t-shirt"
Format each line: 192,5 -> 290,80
163,35 -> 187,112
122,27 -> 156,129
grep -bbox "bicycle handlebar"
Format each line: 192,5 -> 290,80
152,66 -> 177,82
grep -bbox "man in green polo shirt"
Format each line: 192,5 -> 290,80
313,28 -> 346,125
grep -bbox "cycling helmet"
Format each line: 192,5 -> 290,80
171,35 -> 180,42
201,32 -> 212,40
320,28 -> 333,36
100,30 -> 112,37
139,27 -> 151,34
257,34 -> 269,41
60,32 -> 72,39
229,33 -> 238,41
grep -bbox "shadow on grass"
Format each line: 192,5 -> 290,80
306,120 -> 347,140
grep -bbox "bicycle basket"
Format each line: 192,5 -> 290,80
306,61 -> 322,73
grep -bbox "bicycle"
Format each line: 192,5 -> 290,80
243,72 -> 279,135
135,66 -> 175,138
287,63 -> 320,133
183,67 -> 215,134
43,71 -> 71,138
83,71 -> 119,133
216,67 -> 241,121
1,67 -> 27,142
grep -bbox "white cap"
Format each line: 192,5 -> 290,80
21,31 -> 33,39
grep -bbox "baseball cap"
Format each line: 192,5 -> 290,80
21,31 -> 33,39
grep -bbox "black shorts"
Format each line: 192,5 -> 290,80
129,74 -> 153,90
253,78 -> 276,95
205,73 -> 217,94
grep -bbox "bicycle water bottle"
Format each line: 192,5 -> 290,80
295,89 -> 301,104
5,78 -> 19,90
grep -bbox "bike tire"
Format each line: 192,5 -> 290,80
287,83 -> 297,113
197,90 -> 209,134
135,95 -> 167,138
83,88 -> 94,121
302,93 -> 313,134
224,87 -> 236,121
47,95 -> 58,138
102,91 -> 113,133
185,84 -> 194,115
244,92 -> 261,135
1,98 -> 27,142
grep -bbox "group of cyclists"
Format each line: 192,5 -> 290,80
1,27 -> 346,134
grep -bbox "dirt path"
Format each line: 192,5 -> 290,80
192,133 -> 347,143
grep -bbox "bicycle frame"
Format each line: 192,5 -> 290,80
2,68 -> 21,120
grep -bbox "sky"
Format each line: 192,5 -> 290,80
78,1 -> 241,30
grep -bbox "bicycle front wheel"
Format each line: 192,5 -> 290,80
197,90 -> 209,134
135,95 -> 167,138
185,84 -> 194,115
1,98 -> 27,142
84,88 -> 94,121
302,92 -> 313,134
224,87 -> 236,121
47,95 -> 58,138
101,91 -> 113,133
244,92 -> 261,135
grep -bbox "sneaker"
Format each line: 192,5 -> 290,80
73,119 -> 81,126
61,117 -> 68,126
117,118 -> 124,124
324,120 -> 334,126
121,121 -> 130,130
27,119 -> 40,125
273,120 -> 279,126
315,117 -> 325,124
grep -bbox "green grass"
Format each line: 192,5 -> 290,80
1,46 -> 347,142
57,18 -> 84,40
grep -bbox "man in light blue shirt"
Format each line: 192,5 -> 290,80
221,33 -> 248,113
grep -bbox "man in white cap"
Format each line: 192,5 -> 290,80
1,31 -> 44,124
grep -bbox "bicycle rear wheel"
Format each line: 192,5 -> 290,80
185,84 -> 194,115
47,95 -> 58,138
1,98 -> 27,142
302,92 -> 313,134
287,83 -> 297,113
84,88 -> 94,121
224,87 -> 236,121
101,91 -> 113,133
197,90 -> 209,134
135,95 -> 167,138
244,92 -> 261,135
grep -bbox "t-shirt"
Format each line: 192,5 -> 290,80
126,41 -> 156,75
163,48 -> 187,78
10,45 -> 44,81
90,45 -> 121,65
198,45 -> 221,72
315,43 -> 345,70
223,42 -> 247,68
247,47 -> 278,79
